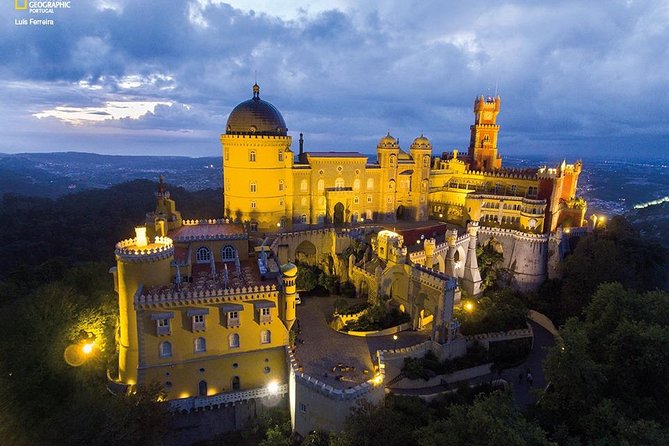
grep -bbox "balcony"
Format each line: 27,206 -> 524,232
169,384 -> 288,412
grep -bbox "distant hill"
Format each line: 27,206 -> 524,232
0,152 -> 222,198
625,200 -> 669,248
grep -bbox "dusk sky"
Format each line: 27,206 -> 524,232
2,0 -> 668,160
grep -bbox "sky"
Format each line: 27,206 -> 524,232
1,0 -> 668,160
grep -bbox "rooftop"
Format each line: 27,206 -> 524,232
170,223 -> 246,241
306,152 -> 368,158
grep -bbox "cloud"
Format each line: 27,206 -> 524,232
33,101 -> 173,124
0,0 -> 667,158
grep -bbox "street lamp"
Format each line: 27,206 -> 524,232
392,334 -> 398,350
464,301 -> 475,313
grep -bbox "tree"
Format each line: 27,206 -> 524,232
416,391 -> 551,446
296,263 -> 320,293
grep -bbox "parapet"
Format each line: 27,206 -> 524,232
115,236 -> 174,263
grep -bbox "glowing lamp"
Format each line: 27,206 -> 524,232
82,342 -> 95,355
135,226 -> 148,247
464,301 -> 474,312
267,380 -> 280,395
392,334 -> 398,341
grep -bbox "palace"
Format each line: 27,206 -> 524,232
222,84 -> 585,234
110,84 -> 586,437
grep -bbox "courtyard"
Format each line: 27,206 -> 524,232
292,295 -> 429,389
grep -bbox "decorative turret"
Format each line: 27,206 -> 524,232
280,263 -> 297,330
113,228 -> 175,386
461,221 -> 482,296
424,238 -> 436,270
146,176 -> 183,238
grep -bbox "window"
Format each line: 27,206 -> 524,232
194,337 -> 206,353
224,147 -> 229,161
335,178 -> 344,189
317,179 -> 324,193
160,341 -> 172,358
229,333 -> 240,349
227,311 -> 240,328
367,178 -> 374,190
354,196 -> 359,204
423,156 -> 430,167
264,366 -> 271,374
251,201 -> 256,209
300,179 -> 308,192
279,180 -> 284,191
250,221 -> 258,231
367,195 -> 372,203
192,314 -> 205,331
261,329 -> 271,344
387,197 -> 392,203
157,318 -> 171,336
196,246 -> 211,263
390,155 -> 396,166
299,403 -> 307,413
279,198 -> 284,206
366,210 -> 373,220
250,182 -> 257,193
300,214 -> 307,224
278,149 -> 283,162
249,151 -> 256,162
353,179 -> 360,190
260,307 -> 271,323
221,245 -> 237,261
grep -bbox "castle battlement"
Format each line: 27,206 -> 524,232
172,233 -> 247,242
411,264 -> 457,291
182,218 -> 230,225
115,236 -> 174,263
478,226 -> 549,243
136,284 -> 278,309
220,134 -> 291,141
463,169 -> 538,180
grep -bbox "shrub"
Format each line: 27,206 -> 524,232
340,281 -> 357,298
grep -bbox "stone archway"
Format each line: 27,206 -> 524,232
396,205 -> 405,220
333,202 -> 345,226
295,240 -> 317,264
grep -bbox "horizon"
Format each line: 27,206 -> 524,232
1,1 -> 668,159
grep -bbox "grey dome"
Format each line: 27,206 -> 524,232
225,84 -> 287,136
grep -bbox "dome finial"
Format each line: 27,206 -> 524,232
252,83 -> 260,99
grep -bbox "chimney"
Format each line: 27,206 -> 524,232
299,133 -> 304,156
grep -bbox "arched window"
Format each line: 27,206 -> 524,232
354,196 -> 359,204
300,214 -> 307,224
353,179 -> 360,190
300,179 -> 308,192
317,179 -> 324,193
249,150 -> 256,162
389,155 -> 396,166
260,329 -> 271,344
301,197 -> 307,206
278,149 -> 283,162
221,245 -> 237,261
335,178 -> 344,189
367,178 -> 374,190
198,380 -> 208,396
250,182 -> 257,193
196,246 -> 211,263
229,333 -> 240,349
423,156 -> 430,167
194,337 -> 206,353
278,180 -> 284,191
160,341 -> 172,358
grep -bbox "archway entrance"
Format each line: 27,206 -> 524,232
333,202 -> 345,226
231,376 -> 240,391
396,205 -> 405,220
198,380 -> 208,396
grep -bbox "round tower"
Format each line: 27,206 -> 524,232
221,84 -> 292,232
280,262 -> 298,330
115,228 -> 174,386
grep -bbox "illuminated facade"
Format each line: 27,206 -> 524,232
111,182 -> 296,400
222,87 -> 585,234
